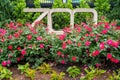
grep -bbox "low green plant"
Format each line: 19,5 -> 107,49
18,63 -> 36,80
37,62 -> 52,74
66,66 -> 81,78
25,68 -> 36,80
50,71 -> 65,80
18,63 -> 29,74
80,66 -> 106,80
107,69 -> 120,80
0,65 -> 12,79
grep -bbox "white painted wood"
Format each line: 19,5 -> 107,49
23,8 -> 50,12
32,11 -> 49,27
23,8 -> 98,35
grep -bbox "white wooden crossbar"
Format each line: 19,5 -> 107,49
23,8 -> 98,35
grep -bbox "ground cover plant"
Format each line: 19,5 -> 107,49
80,66 -> 106,80
0,65 -> 12,80
66,66 -> 81,78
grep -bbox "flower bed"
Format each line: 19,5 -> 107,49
0,21 -> 120,68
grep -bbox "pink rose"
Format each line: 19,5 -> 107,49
85,41 -> 91,46
2,61 -> 7,67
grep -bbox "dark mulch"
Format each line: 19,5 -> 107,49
6,61 -> 119,80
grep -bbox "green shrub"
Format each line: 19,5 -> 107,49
108,0 -> 120,26
0,0 -> 14,27
11,0 -> 40,24
74,0 -> 93,24
94,0 -> 110,18
0,21 -> 120,67
52,0 -> 72,30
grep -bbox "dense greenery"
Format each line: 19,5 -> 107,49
0,0 -> 14,27
108,0 -> 120,26
1,0 -> 120,28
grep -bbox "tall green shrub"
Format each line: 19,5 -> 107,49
74,0 -> 93,24
108,0 -> 120,26
94,0 -> 110,18
52,0 -> 72,30
0,0 -> 14,27
11,0 -> 40,24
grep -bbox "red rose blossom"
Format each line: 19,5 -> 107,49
67,40 -> 72,44
77,27 -> 81,33
27,34 -> 32,40
111,58 -> 119,64
112,41 -> 119,48
61,54 -> 65,58
85,34 -> 89,37
8,45 -> 13,50
85,41 -> 91,46
72,56 -> 77,61
40,44 -> 44,49
99,42 -> 105,50
21,49 -> 26,55
95,63 -> 101,68
63,27 -> 71,33
7,60 -> 11,65
101,29 -> 108,34
59,34 -> 66,40
57,51 -> 61,56
92,50 -> 100,57
107,39 -> 113,45
104,23 -> 110,29
62,42 -> 66,49
80,37 -> 84,41
107,53 -> 112,59
2,61 -> 7,67
78,42 -> 81,47
61,60 -> 65,64
17,46 -> 21,50
8,35 -> 12,39
37,36 -> 43,41
17,58 -> 21,62
14,32 -> 20,38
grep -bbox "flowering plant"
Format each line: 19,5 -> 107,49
0,20 -> 120,67
0,21 -> 52,67
50,21 -> 120,65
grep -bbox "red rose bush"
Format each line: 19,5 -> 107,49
0,21 -> 120,67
